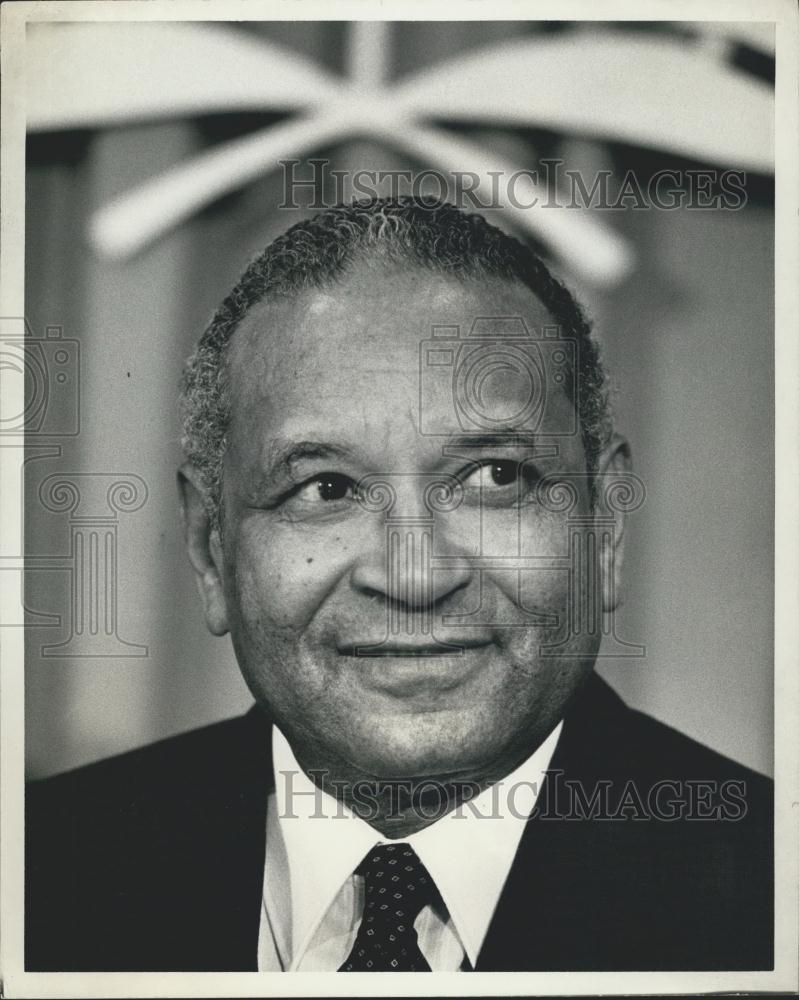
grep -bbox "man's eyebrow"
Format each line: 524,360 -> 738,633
262,439 -> 352,477
443,431 -> 557,453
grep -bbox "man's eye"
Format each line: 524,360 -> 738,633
274,472 -> 361,521
463,462 -> 522,489
298,473 -> 357,504
459,461 -> 543,509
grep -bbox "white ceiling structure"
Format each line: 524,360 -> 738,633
25,20 -> 775,286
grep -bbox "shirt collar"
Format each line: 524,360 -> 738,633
272,730 -> 378,966
272,721 -> 563,969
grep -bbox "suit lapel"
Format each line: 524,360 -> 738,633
169,704 -> 274,970
474,673 -> 639,971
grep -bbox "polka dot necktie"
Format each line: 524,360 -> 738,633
338,842 -> 439,971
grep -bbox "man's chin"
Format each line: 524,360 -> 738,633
333,707 -> 512,782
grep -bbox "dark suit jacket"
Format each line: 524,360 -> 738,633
26,674 -> 773,971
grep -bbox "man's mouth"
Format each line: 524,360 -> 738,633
336,638 -> 493,657
333,636 -> 494,698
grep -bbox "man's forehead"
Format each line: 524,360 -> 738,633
221,264 -> 582,471
227,265 -> 556,382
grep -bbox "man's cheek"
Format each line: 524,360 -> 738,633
504,517 -> 572,610
228,529 -> 349,633
516,568 -> 572,644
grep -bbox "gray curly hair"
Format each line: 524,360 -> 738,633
180,197 -> 613,527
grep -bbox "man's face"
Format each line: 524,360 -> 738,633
212,264 -> 607,780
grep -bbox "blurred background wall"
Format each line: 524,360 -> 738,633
23,20 -> 774,777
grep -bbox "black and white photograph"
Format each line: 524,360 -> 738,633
1,1 -> 797,996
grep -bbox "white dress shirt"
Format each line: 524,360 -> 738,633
258,722 -> 563,971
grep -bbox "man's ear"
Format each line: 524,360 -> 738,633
177,462 -> 229,636
595,435 -> 632,615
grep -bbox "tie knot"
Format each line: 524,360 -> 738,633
340,843 -> 439,971
356,842 -> 438,922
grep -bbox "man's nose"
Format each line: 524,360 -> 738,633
348,476 -> 473,613
349,521 -> 473,612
